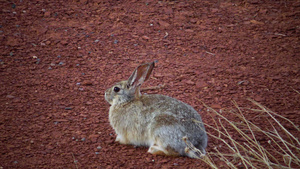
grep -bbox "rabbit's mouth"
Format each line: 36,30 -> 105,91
105,89 -> 117,106
104,92 -> 111,105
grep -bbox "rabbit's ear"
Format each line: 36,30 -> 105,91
144,61 -> 155,82
128,61 -> 156,89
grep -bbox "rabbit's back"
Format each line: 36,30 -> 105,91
141,94 -> 204,124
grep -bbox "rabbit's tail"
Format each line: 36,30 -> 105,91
183,136 -> 206,159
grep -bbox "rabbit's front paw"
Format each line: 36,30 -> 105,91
115,135 -> 128,144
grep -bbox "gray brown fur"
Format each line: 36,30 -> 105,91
105,62 -> 207,158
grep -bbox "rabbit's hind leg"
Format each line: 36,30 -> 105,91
148,144 -> 167,156
148,143 -> 180,157
183,136 -> 206,158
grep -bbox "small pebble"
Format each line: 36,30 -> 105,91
237,81 -> 244,85
9,52 -> 13,56
76,82 -> 81,85
65,107 -> 72,110
97,146 -> 102,149
72,137 -> 75,140
54,121 -> 59,125
57,55 -> 61,58
6,95 -> 15,99
58,61 -> 64,65
81,138 -> 86,141
36,58 -> 40,64
95,152 -> 100,155
48,67 -> 52,70
94,39 -> 99,43
114,40 -> 118,44
13,161 -> 18,164
76,64 -> 80,66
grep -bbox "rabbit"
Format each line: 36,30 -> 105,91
104,61 -> 207,158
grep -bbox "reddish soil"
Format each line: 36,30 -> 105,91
1,0 -> 299,168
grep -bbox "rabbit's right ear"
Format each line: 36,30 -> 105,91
127,61 -> 155,89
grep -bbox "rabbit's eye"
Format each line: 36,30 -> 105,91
113,87 -> 120,93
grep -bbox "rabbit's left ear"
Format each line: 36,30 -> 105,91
127,61 -> 155,89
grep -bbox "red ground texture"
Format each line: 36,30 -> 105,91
1,0 -> 299,168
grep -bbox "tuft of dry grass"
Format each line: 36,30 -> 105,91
187,99 -> 300,169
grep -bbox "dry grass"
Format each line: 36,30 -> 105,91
187,99 -> 300,169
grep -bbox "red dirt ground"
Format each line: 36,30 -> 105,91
1,0 -> 299,168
